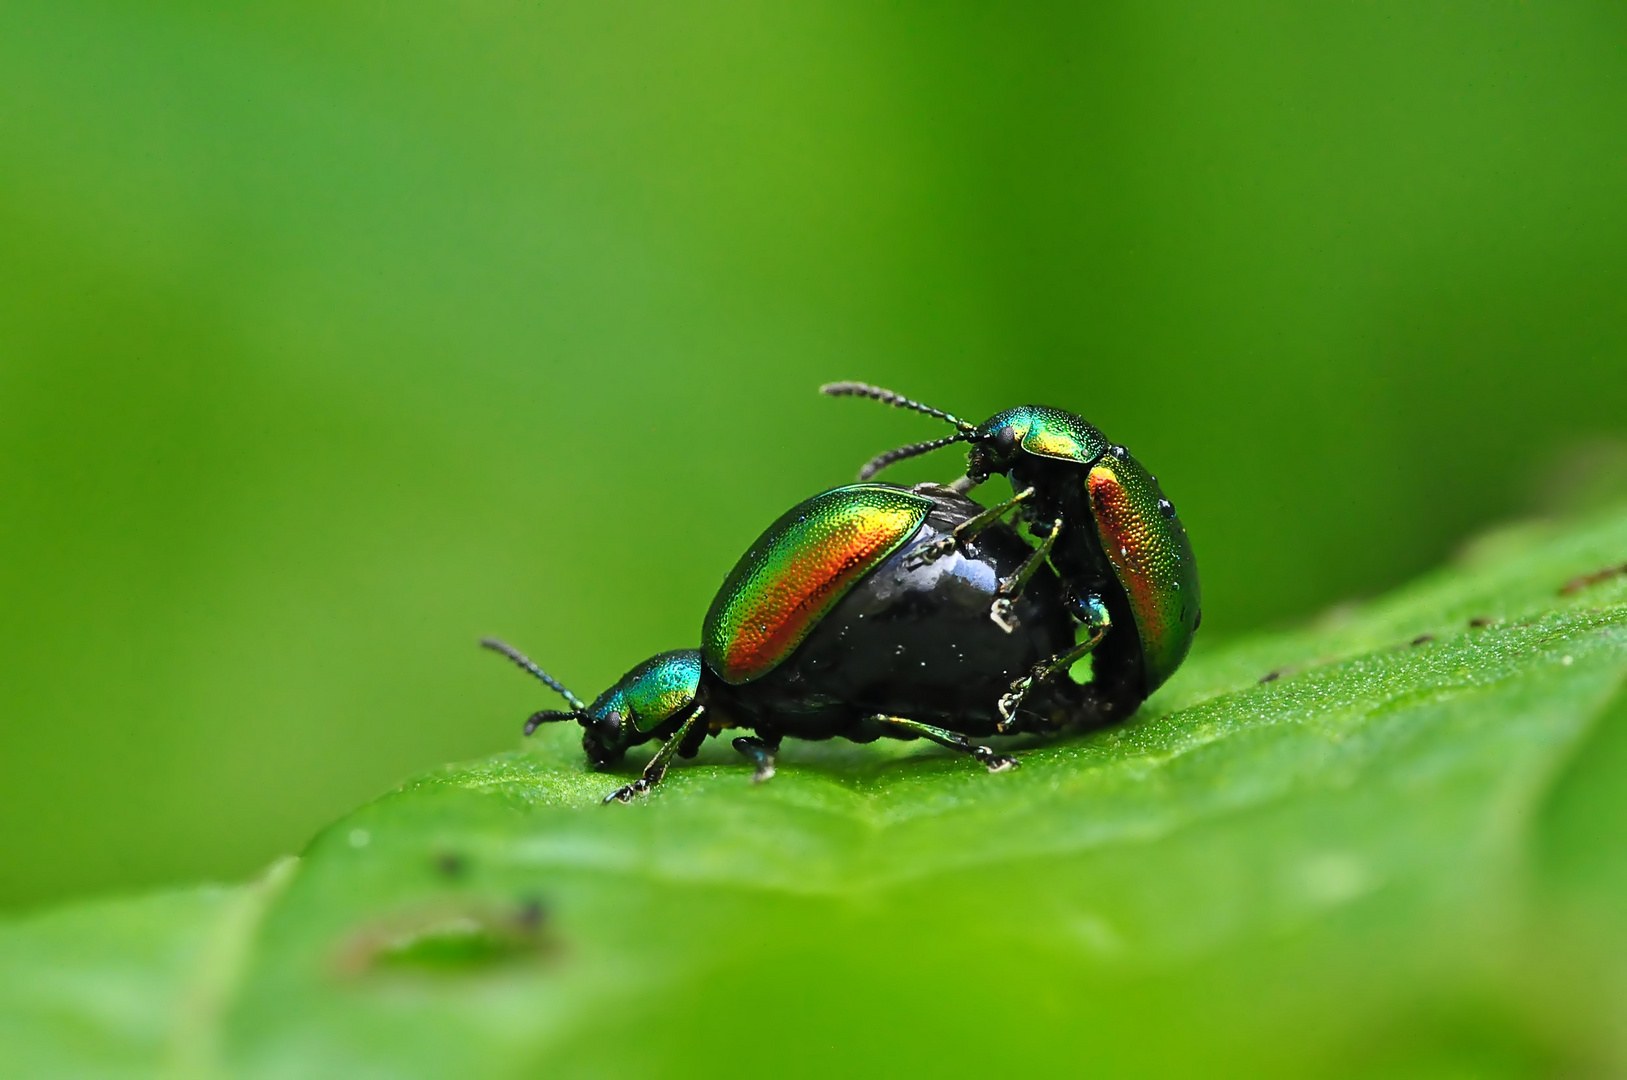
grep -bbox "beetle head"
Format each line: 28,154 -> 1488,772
821,384 -> 1111,486
965,408 -> 1027,483
482,638 -> 697,766
967,406 -> 1110,483
575,650 -> 703,765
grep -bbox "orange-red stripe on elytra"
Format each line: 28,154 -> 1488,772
703,486 -> 930,685
1087,457 -> 1199,691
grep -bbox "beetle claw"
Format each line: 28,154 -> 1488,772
602,779 -> 648,805
975,748 -> 1019,772
902,537 -> 956,571
990,599 -> 1019,633
997,686 -> 1026,727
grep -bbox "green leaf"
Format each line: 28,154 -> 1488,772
0,861 -> 292,1080
6,507 -> 1627,1077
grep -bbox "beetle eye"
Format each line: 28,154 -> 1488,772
993,426 -> 1018,453
598,710 -> 625,739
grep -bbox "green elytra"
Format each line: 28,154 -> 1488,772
1084,447 -> 1199,690
702,484 -> 932,684
822,382 -> 1200,711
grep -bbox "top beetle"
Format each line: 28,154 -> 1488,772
823,382 -> 1200,728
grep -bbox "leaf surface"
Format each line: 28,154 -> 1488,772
6,508 -> 1627,1077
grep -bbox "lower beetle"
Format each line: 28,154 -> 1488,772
822,382 -> 1200,729
485,483 -> 1089,802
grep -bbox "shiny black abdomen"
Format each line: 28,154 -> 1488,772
708,487 -> 1085,740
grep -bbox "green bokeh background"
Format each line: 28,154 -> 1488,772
2,0 -> 1624,911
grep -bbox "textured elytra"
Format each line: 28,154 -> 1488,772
1088,455 -> 1201,692
701,485 -> 931,684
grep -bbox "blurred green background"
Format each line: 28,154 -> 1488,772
2,0 -> 1625,911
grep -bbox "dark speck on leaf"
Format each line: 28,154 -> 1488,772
435,852 -> 466,879
1411,634 -> 1435,647
1559,562 -> 1627,595
516,897 -> 546,930
1468,616 -> 1495,628
1259,670 -> 1281,684
332,897 -> 556,977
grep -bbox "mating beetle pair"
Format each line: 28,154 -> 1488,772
485,384 -> 1199,802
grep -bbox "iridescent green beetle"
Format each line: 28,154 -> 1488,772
485,483 -> 1089,802
823,382 -> 1200,728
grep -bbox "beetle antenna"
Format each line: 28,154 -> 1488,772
480,637 -> 588,712
820,381 -> 976,433
856,432 -> 972,480
523,709 -> 580,735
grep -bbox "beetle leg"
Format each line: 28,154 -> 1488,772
902,487 -> 1036,570
997,599 -> 1112,733
731,735 -> 780,783
603,706 -> 706,804
867,715 -> 1018,773
989,515 -> 1064,633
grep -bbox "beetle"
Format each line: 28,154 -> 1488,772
484,483 -> 1090,802
822,382 -> 1200,729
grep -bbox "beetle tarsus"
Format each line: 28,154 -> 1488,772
990,598 -> 1019,633
997,608 -> 1112,731
601,706 -> 705,805
603,780 -> 645,804
732,736 -> 779,783
903,536 -> 957,570
974,746 -> 1019,772
996,685 -> 1027,732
